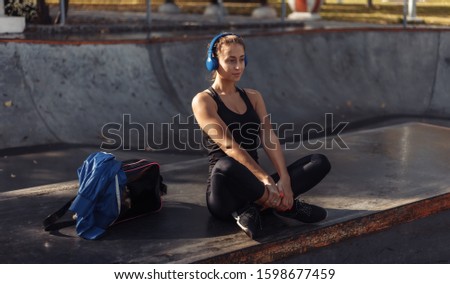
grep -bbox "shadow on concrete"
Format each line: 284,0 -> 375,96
105,202 -> 239,240
44,201 -> 371,242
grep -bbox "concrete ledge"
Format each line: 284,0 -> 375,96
198,192 -> 450,263
0,181 -> 78,201
0,16 -> 25,34
158,3 -> 181,14
251,6 -> 277,19
288,12 -> 321,21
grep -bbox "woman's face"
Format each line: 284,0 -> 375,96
216,43 -> 246,82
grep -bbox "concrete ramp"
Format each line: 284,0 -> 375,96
1,29 -> 450,150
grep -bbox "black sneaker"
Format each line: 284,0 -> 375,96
274,199 -> 327,226
232,205 -> 262,239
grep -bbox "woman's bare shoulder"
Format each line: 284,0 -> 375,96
192,90 -> 216,111
243,88 -> 264,105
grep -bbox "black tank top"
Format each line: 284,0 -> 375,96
204,86 -> 261,169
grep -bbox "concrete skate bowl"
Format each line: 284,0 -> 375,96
1,29 -> 450,151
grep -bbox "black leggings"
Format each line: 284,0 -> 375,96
206,154 -> 331,220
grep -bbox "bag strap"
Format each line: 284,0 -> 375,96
43,196 -> 76,231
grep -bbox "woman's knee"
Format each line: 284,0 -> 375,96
290,153 -> 331,176
310,154 -> 331,174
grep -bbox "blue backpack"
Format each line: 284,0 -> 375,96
43,152 -> 167,240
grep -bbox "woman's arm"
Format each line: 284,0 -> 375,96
246,89 -> 294,211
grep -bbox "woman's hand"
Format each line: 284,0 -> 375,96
261,177 -> 283,209
275,176 -> 294,211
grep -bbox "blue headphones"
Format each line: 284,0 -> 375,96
205,32 -> 248,72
